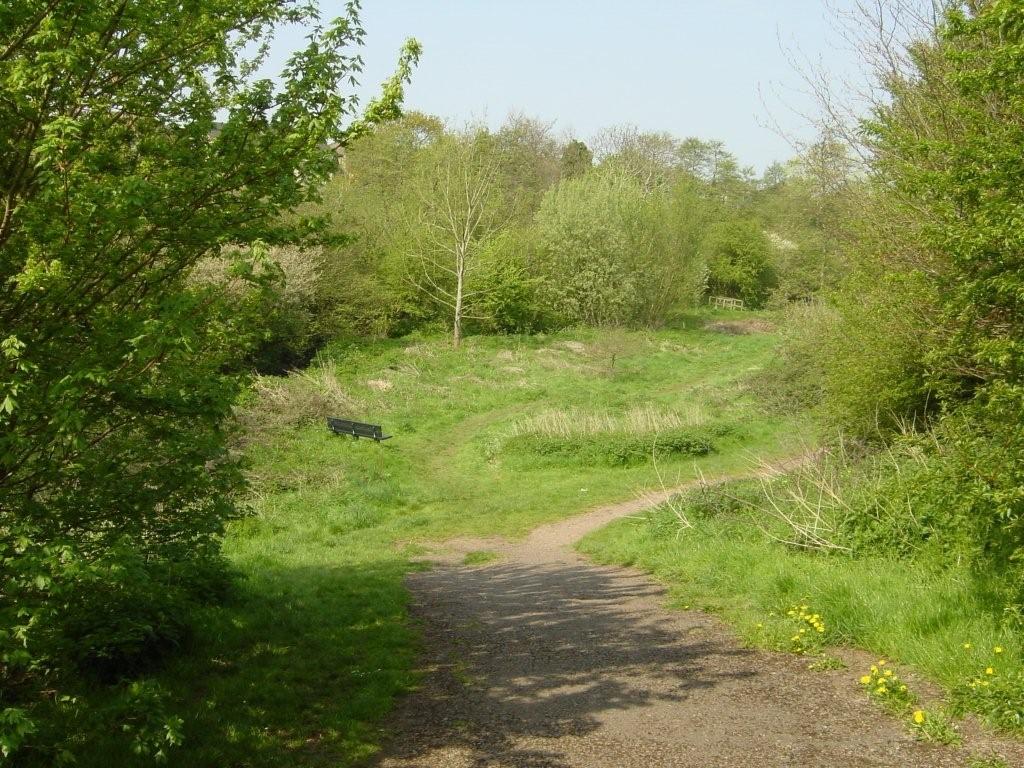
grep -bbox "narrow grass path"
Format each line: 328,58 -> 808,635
374,463 -> 1023,768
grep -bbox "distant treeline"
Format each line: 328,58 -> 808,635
227,113 -> 855,367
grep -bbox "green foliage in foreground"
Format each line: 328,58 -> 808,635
767,1 -> 1024,618
579,470 -> 1024,738
116,323 -> 797,767
0,3 -> 420,763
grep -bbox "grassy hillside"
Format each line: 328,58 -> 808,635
122,318 -> 801,767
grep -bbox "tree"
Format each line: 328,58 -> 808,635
772,1 -> 1024,607
700,220 -> 777,307
311,112 -> 446,337
0,1 -> 418,761
493,113 -> 561,219
408,130 -> 512,347
559,139 -> 593,179
593,125 -> 679,191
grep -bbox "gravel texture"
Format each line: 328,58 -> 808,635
372,474 -> 1023,768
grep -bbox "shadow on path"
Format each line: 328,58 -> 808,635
374,556 -> 972,768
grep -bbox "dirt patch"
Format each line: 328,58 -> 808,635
704,319 -> 776,335
373,461 -> 1024,767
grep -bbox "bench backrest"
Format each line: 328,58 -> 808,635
327,417 -> 383,439
711,296 -> 745,310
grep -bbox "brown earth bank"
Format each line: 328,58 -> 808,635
371,467 -> 1024,768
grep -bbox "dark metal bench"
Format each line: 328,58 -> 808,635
327,417 -> 392,442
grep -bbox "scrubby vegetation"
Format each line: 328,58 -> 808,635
140,325 -> 798,766
581,0 -> 1024,747
4,0 -> 1024,764
282,112 -> 851,347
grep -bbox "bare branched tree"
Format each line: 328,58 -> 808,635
591,124 -> 680,192
408,131 -> 511,347
767,0 -> 951,162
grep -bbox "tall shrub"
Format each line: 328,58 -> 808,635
532,169 -> 699,326
0,2 -> 418,762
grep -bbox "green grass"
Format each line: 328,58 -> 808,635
463,550 -> 499,566
118,319 -> 800,767
578,484 -> 1024,737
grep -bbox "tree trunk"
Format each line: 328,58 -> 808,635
453,246 -> 465,348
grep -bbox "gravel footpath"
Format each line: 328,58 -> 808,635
372,474 -> 1023,768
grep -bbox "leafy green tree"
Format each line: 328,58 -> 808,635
533,168 -> 701,326
774,1 -> 1024,604
533,170 -> 641,325
861,0 -> 1024,594
559,139 -> 593,179
594,125 -> 679,191
0,1 -> 418,762
700,220 -> 776,307
493,113 -> 561,219
309,112 -> 446,337
752,137 -> 859,303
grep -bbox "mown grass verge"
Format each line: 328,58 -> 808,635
82,317 -> 800,767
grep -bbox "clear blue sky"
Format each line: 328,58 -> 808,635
272,1 -> 868,171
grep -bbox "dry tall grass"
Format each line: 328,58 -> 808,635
507,405 -> 706,439
235,363 -> 358,440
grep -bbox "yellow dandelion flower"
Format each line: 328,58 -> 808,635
860,675 -> 872,685
883,669 -> 894,677
816,627 -> 825,633
870,665 -> 878,673
876,685 -> 887,695
994,646 -> 1004,654
985,667 -> 995,675
963,643 -> 972,649
878,659 -> 887,666
913,710 -> 925,724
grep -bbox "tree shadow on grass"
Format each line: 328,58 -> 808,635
85,558 -> 422,768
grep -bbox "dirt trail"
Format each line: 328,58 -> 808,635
373,462 -> 1022,768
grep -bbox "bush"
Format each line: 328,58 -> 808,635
503,426 -> 716,467
475,234 -> 554,334
532,168 -> 700,327
0,2 -> 418,762
0,537 -> 222,764
700,220 -> 777,308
